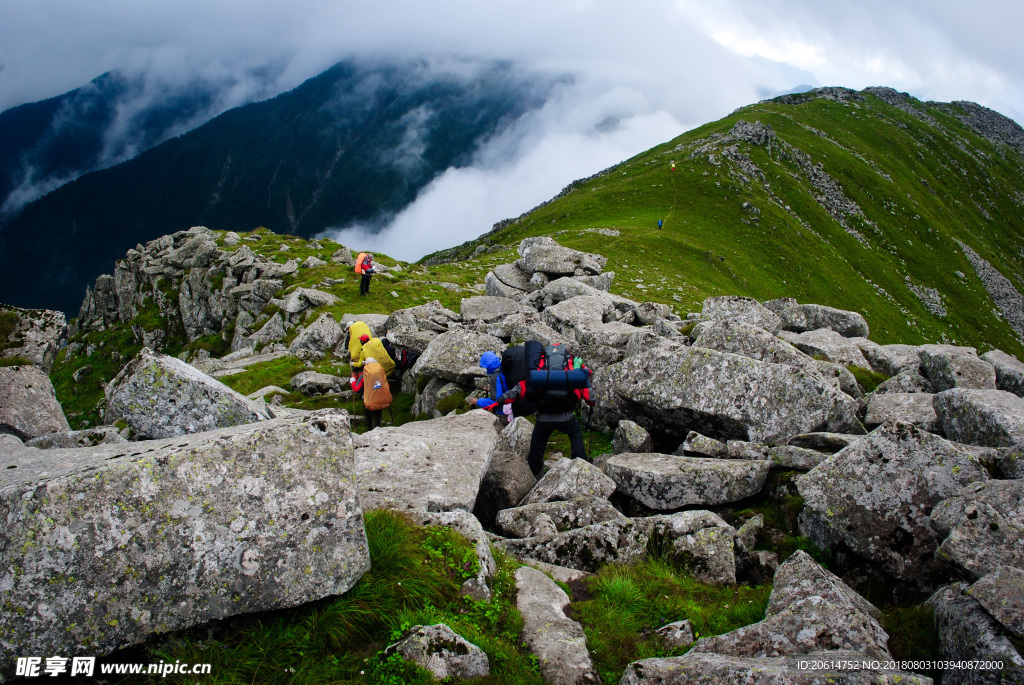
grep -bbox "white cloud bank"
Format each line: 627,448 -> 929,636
3,0 -> 1024,259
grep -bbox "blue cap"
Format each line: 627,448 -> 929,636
479,351 -> 501,375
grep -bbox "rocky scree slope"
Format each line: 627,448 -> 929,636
5,232 -> 1024,682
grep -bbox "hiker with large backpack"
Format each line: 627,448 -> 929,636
345,320 -> 372,373
496,341 -> 594,478
356,333 -> 395,378
355,252 -> 375,296
352,357 -> 392,430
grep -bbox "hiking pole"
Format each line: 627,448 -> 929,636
389,405 -> 395,427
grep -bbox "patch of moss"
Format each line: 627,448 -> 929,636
848,365 -> 890,393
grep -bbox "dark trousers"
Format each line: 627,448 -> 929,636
360,273 -> 372,295
366,409 -> 382,430
527,417 -> 587,477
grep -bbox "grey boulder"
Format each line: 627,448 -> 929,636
495,496 -> 625,538
921,347 -> 996,391
981,349 -> 1024,397
522,458 -> 617,505
383,624 -> 489,681
700,296 -> 783,334
106,348 -> 269,438
933,388 -> 1024,447
411,329 -> 506,385
0,410 -> 369,659
352,409 -> 502,512
592,345 -> 862,447
930,480 -> 1024,581
603,453 -> 770,509
797,421 -> 989,581
288,312 -> 343,357
800,304 -> 870,338
612,419 -> 655,454
459,295 -> 530,323
967,565 -> 1024,639
0,364 -> 71,439
864,392 -> 939,431
24,426 -> 126,449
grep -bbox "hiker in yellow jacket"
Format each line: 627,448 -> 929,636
357,334 -> 395,378
346,320 -> 372,371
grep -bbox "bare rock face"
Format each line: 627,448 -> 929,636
0,410 -> 369,659
763,296 -> 809,332
411,329 -> 506,385
106,348 -> 269,438
797,421 -> 989,582
874,370 -> 934,394
604,453 -> 770,509
981,349 -> 1024,397
383,624 -> 490,681
0,364 -> 71,440
768,445 -> 830,471
290,371 -> 345,396
592,345 -> 862,447
933,388 -> 1024,447
495,496 -> 625,538
692,320 -> 814,370
858,342 -> 923,377
0,304 -> 68,373
352,409 -> 502,512
515,566 -> 600,685
700,296 -> 783,334
766,550 -> 881,621
779,328 -> 870,368
927,583 -> 1024,684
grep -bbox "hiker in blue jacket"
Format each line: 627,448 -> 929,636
469,351 -> 513,419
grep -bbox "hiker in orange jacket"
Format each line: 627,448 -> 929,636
355,252 -> 375,295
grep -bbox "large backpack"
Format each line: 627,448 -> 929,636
500,345 -> 537,417
362,362 -> 393,411
505,341 -> 592,414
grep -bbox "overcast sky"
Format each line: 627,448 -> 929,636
3,0 -> 1023,260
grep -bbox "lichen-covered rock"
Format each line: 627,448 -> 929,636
0,410 -> 369,659
921,347 -> 996,391
967,566 -> 1024,638
24,426 -> 126,449
692,320 -> 812,370
996,443 -> 1024,479
498,510 -> 736,582
700,296 -> 783,334
515,566 -> 600,684
410,329 -> 506,385
384,624 -> 490,681
857,342 -> 923,377
735,514 -> 763,550
384,300 -> 461,335
930,480 -> 1024,581
353,409 -> 502,512
864,392 -> 939,431
592,345 -> 862,447
473,418 -> 536,527
933,388 -> 1024,447
523,458 -> 617,505
478,312 -> 564,346
797,421 -> 989,581
0,304 -> 68,372
289,371 -> 345,396
106,348 -> 269,438
768,445 -> 829,471
874,370 -> 934,394
603,453 -> 770,509
981,349 -> 1024,397
678,431 -> 729,458
495,496 -> 625,538
0,364 -> 70,439
786,432 -> 861,453
612,419 -> 654,454
491,262 -> 539,293
288,312 -> 343,357
409,510 -> 496,601
927,583 -> 1024,684
766,550 -> 881,621
516,240 -> 606,277
763,296 -> 809,332
779,328 -> 870,368
620,652 -> 931,684
459,295 -> 529,323
654,620 -> 695,650
800,304 -> 870,338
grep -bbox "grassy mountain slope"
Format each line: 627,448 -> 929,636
441,87 -> 1024,358
0,59 -> 554,314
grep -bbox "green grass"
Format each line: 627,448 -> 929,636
570,557 -> 771,683
848,365 -> 890,393
0,356 -> 32,367
154,510 -> 542,684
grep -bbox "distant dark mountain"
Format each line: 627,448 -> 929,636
0,59 -> 558,314
0,70 -> 253,216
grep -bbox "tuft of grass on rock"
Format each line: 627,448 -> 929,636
847,365 -> 890,393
